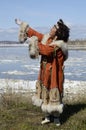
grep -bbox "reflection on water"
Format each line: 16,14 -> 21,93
0,46 -> 86,81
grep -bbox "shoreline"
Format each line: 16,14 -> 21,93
0,79 -> 86,103
0,43 -> 27,47
68,45 -> 86,50
0,43 -> 86,50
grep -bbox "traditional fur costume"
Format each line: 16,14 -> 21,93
17,22 -> 68,114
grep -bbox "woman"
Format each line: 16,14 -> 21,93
15,19 -> 70,126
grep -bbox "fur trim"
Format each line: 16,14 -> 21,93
52,40 -> 68,60
18,22 -> 29,43
32,95 -> 43,107
25,36 -> 39,59
41,33 -> 50,44
20,22 -> 29,32
41,104 -> 48,113
47,103 -> 64,114
41,103 -> 64,114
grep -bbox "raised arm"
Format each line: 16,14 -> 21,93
27,27 -> 43,41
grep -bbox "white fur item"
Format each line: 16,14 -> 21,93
15,19 -> 29,43
32,95 -> 43,107
50,40 -> 68,60
41,33 -> 50,44
41,103 -> 64,114
26,36 -> 39,59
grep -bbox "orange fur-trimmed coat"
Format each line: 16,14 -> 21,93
27,27 -> 68,113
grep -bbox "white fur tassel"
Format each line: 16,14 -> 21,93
32,95 -> 43,107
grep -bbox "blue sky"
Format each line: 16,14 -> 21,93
0,0 -> 86,29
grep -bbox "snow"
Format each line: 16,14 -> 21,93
63,79 -> 86,102
0,79 -> 36,94
0,79 -> 86,102
2,70 -> 35,75
0,79 -> 85,92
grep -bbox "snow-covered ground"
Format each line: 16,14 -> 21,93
0,79 -> 86,102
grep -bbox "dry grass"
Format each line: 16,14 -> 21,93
0,92 -> 86,130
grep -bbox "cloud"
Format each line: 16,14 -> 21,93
0,28 -> 18,41
6,28 -> 18,33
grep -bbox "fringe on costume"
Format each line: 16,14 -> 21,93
32,82 -> 64,114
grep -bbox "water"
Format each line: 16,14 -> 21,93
0,46 -> 86,81
64,50 -> 86,81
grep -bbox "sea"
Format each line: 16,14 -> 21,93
0,45 -> 86,81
